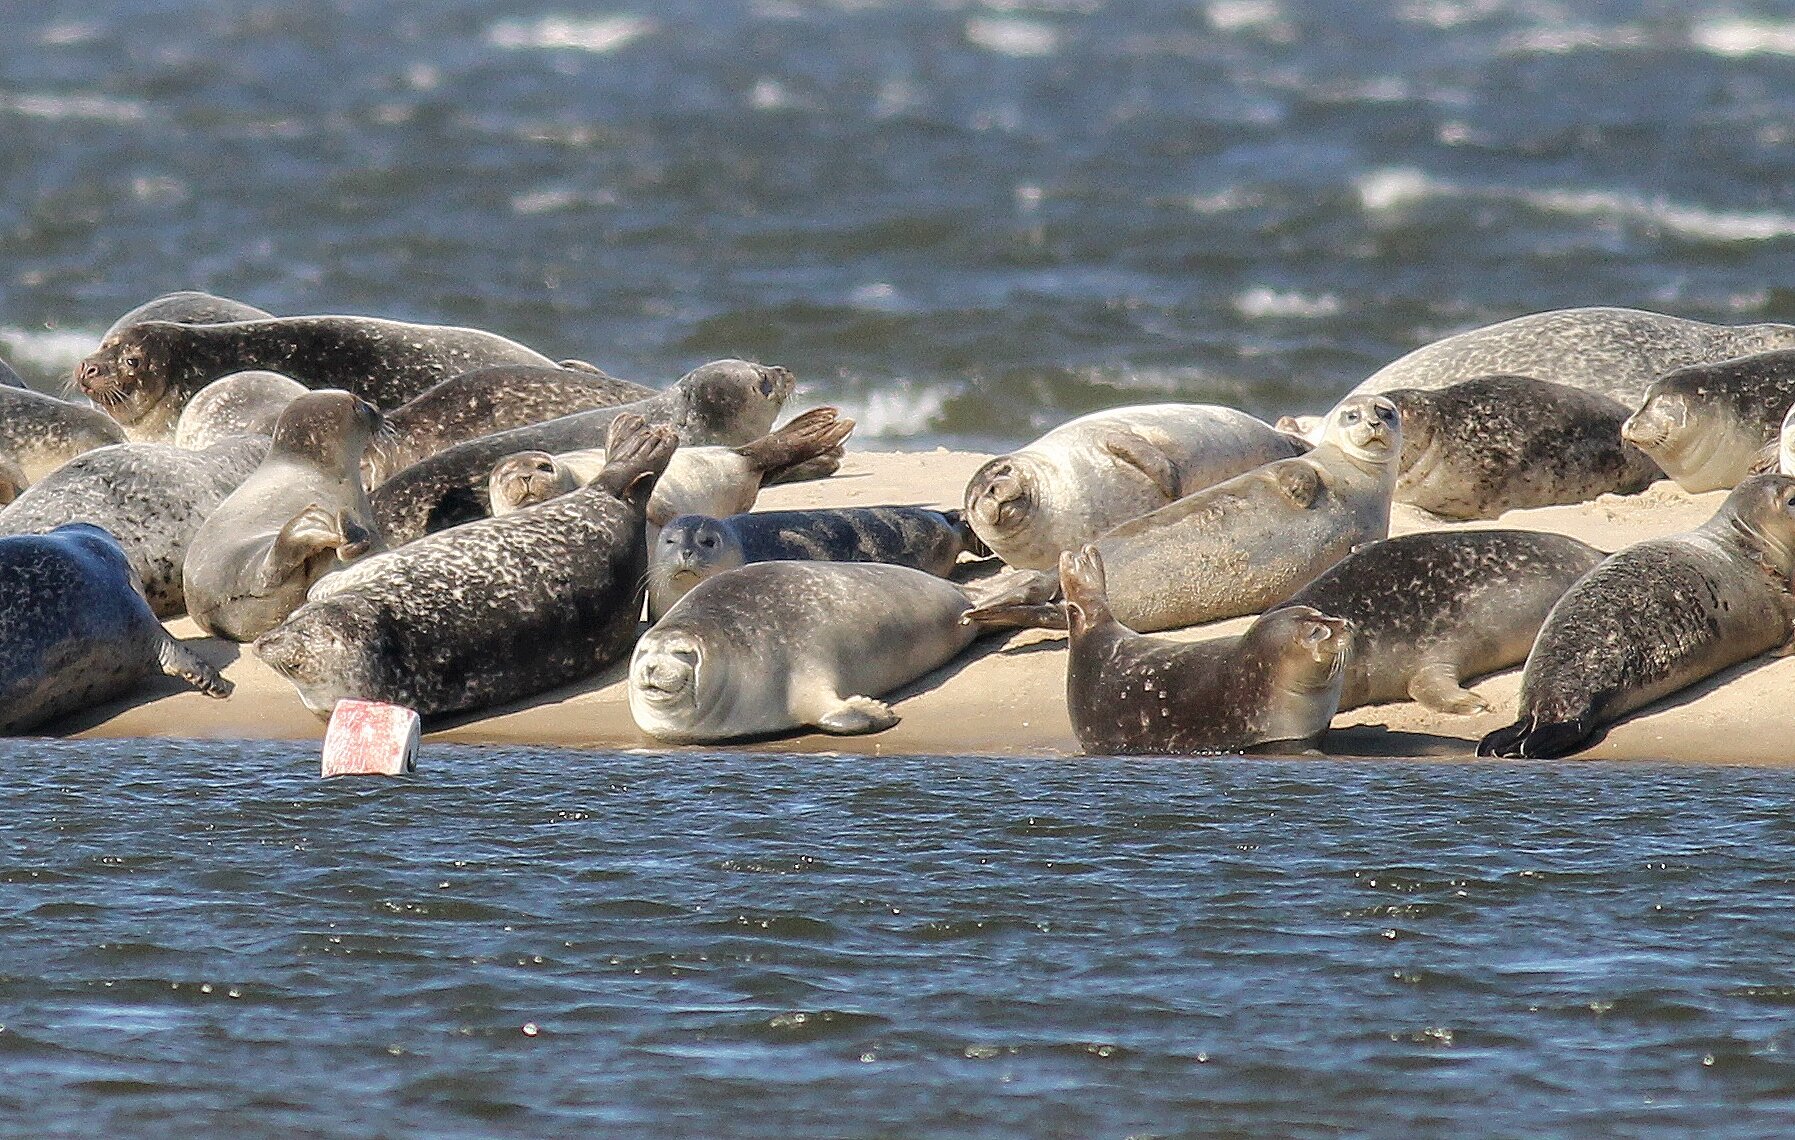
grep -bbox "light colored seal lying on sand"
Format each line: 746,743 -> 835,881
0,435 -> 269,617
1352,307 -> 1795,407
1384,375 -> 1660,518
1621,350 -> 1795,493
255,415 -> 675,719
174,371 -> 308,450
0,523 -> 230,733
1479,473 -> 1795,759
962,404 -> 1309,571
0,386 -> 127,482
1283,529 -> 1606,713
183,392 -> 385,643
630,562 -> 1053,743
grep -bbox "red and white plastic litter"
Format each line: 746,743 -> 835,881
320,699 -> 420,777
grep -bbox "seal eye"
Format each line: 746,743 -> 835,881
758,374 -> 775,397
122,354 -> 141,370
700,536 -> 716,549
1342,409 -> 1361,424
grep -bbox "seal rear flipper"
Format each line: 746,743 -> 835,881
1750,439 -> 1780,477
963,569 -> 1061,611
1476,712 -> 1595,759
1408,662 -> 1491,715
159,637 -> 233,698
812,695 -> 900,735
962,602 -> 1066,631
761,451 -> 843,486
736,407 -> 855,483
1096,429 -> 1180,500
595,413 -> 678,506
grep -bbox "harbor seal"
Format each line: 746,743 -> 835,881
0,454 -> 24,505
372,359 -> 795,544
0,523 -> 230,733
255,415 -> 675,719
73,314 -> 557,443
1621,351 -> 1795,493
1388,375 -> 1661,518
173,371 -> 307,450
1283,530 -> 1605,713
1049,545 -> 1350,755
364,364 -> 655,484
963,404 -> 1309,571
647,506 -> 983,618
183,392 -> 385,642
0,386 -> 127,481
1353,307 -> 1795,407
0,435 -> 269,616
1478,473 -> 1795,759
103,290 -> 272,340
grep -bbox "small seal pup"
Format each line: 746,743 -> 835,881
1621,351 -> 1795,493
0,386 -> 128,481
255,416 -> 675,719
1283,530 -> 1605,713
102,290 -> 273,340
1479,473 -> 1795,759
0,435 -> 269,616
74,315 -> 557,442
174,371 -> 308,450
183,392 -> 385,642
372,359 -> 796,543
648,506 -> 983,618
629,561 -> 1054,743
1353,307 -> 1795,407
963,404 -> 1309,571
1386,375 -> 1661,518
0,523 -> 230,733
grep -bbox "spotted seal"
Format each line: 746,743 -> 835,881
0,523 -> 230,733
0,386 -> 127,481
0,435 -> 269,616
372,359 -> 795,544
183,392 -> 385,642
1479,474 -> 1795,759
255,415 -> 675,719
173,371 -> 308,450
74,315 -> 558,443
1620,350 -> 1795,493
103,290 -> 273,341
963,404 -> 1309,571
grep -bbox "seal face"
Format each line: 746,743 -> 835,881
1478,473 -> 1795,759
0,523 -> 230,732
1622,351 -> 1795,492
1284,529 -> 1605,714
174,371 -> 308,450
1389,375 -> 1661,518
183,391 -> 386,642
254,415 -> 676,719
963,404 -> 1309,571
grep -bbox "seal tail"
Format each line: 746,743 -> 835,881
960,569 -> 1066,631
743,407 -> 856,486
1475,712 -> 1596,759
159,637 -> 234,699
941,509 -> 992,559
595,413 -> 679,508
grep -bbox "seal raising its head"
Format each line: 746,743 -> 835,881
1622,350 -> 1795,493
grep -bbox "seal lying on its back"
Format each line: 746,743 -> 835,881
963,404 -> 1309,571
0,524 -> 230,733
1621,351 -> 1795,493
1387,376 -> 1660,518
0,435 -> 269,616
174,371 -> 308,450
1283,530 -> 1605,713
184,392 -> 385,642
0,386 -> 127,481
1353,307 -> 1795,407
103,290 -> 273,340
255,415 -> 675,719
1479,474 -> 1795,759
372,359 -> 795,544
74,315 -> 557,442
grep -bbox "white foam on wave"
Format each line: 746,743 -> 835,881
1498,23 -> 1650,54
0,328 -> 100,375
965,18 -> 1061,57
832,385 -> 946,441
1,91 -> 150,123
1355,166 -> 1441,212
38,22 -> 102,46
1692,18 -> 1795,57
1207,0 -> 1288,34
1233,287 -> 1342,319
486,15 -> 656,54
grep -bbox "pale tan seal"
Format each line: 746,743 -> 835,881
174,371 -> 308,450
0,386 -> 127,482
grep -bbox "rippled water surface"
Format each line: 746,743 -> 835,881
3,742 -> 1795,1136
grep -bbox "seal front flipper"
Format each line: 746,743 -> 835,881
1267,460 -> 1323,508
1097,429 -> 1180,500
811,694 -> 900,735
257,504 -> 353,593
1407,661 -> 1491,715
158,636 -> 232,698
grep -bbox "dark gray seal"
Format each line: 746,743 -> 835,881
0,435 -> 269,617
1479,474 -> 1795,759
371,359 -> 795,544
0,386 -> 127,481
1283,529 -> 1606,713
254,415 -> 675,719
1353,307 -> 1795,407
1621,350 -> 1795,493
1387,375 -> 1661,518
0,523 -> 230,733
74,315 -> 557,443
173,371 -> 308,450
102,290 -> 273,341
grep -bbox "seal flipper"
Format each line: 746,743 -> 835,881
256,504 -> 351,593
1097,429 -> 1180,500
1267,461 -> 1323,508
738,407 -> 855,485
1407,662 -> 1490,715
961,569 -> 1064,628
158,637 -> 233,698
1476,712 -> 1596,759
812,694 -> 900,735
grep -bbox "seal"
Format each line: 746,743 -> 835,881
963,404 -> 1310,571
173,371 -> 308,450
1621,351 -> 1795,493
183,391 -> 385,642
629,561 -> 1054,743
102,290 -> 273,341
0,523 -> 231,733
0,435 -> 269,617
1387,375 -> 1661,518
647,506 -> 984,618
1478,473 -> 1795,759
365,364 -> 656,484
1353,307 -> 1795,407
1082,394 -> 1400,633
1045,545 -> 1350,755
73,314 -> 557,443
0,454 -> 25,505
372,359 -> 796,544
1283,529 -> 1605,713
0,386 -> 128,482
254,415 -> 676,719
